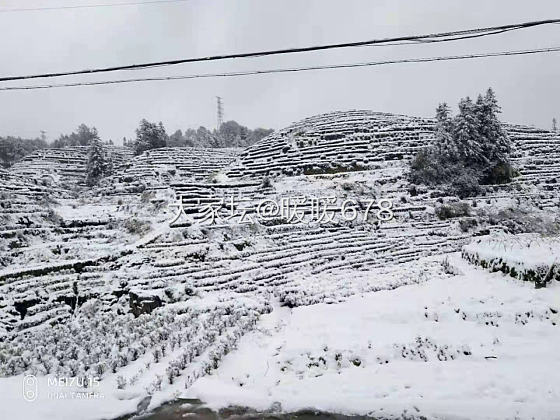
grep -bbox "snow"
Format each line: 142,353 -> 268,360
56,202 -> 118,220
462,234 -> 560,286
185,254 -> 560,420
463,234 -> 560,267
0,294 -> 268,420
0,375 -> 136,420
1,111 -> 560,420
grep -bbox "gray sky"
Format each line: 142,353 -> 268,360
1,0 -> 560,144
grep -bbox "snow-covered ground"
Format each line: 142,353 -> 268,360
2,113 -> 560,420
2,252 -> 559,420
0,293 -> 269,420
186,254 -> 560,420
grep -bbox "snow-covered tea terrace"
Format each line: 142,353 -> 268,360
0,111 -> 559,420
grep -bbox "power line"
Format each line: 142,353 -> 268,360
0,0 -> 189,13
2,46 -> 559,91
0,18 -> 559,83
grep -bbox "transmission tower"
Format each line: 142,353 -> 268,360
216,96 -> 224,129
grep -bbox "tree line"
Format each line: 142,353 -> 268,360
129,119 -> 273,155
0,120 -> 273,169
0,136 -> 49,169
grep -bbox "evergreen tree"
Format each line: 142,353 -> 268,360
476,88 -> 511,164
475,88 -> 513,183
0,136 -> 48,168
194,126 -> 220,148
53,124 -> 98,148
134,119 -> 168,155
453,97 -> 486,165
168,129 -> 185,147
409,88 -> 515,197
85,136 -> 109,186
434,102 -> 455,159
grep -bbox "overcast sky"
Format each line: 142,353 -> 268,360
1,0 -> 559,144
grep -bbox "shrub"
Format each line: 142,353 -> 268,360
341,182 -> 354,191
449,170 -> 482,198
441,256 -> 457,275
459,218 -> 478,232
140,190 -> 155,203
484,207 -> 560,235
480,162 -> 518,185
45,209 -> 62,225
409,149 -> 442,185
123,218 -> 151,235
116,375 -> 127,390
261,177 -> 272,189
435,202 -> 472,220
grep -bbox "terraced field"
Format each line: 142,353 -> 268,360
0,110 -> 559,419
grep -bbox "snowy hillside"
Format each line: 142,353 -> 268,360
0,111 -> 559,420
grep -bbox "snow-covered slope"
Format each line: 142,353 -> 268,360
0,110 -> 559,420
187,254 -> 560,420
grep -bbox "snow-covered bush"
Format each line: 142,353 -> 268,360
0,297 -> 269,382
435,202 -> 472,220
462,235 -> 560,288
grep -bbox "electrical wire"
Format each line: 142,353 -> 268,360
0,18 -> 559,82
2,45 -> 558,91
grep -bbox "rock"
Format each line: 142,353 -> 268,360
136,395 -> 151,413
129,291 -> 163,317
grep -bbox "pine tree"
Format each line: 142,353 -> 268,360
434,102 -> 456,160
476,88 -> 511,164
409,88 -> 515,195
453,97 -> 486,165
134,119 -> 168,155
85,137 -> 109,186
473,88 -> 513,183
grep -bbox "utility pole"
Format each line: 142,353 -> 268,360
216,96 -> 224,130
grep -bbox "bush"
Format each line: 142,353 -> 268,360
140,190 -> 155,203
410,151 -> 483,198
449,170 -> 482,198
45,209 -> 62,225
123,218 -> 151,235
408,149 -> 443,185
261,177 -> 272,189
341,182 -> 354,191
459,218 -> 478,232
435,202 -> 472,220
484,207 -> 560,235
116,375 -> 127,390
480,162 -> 518,185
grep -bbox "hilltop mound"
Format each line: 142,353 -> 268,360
10,146 -> 133,187
227,110 -> 434,178
226,110 -> 560,192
